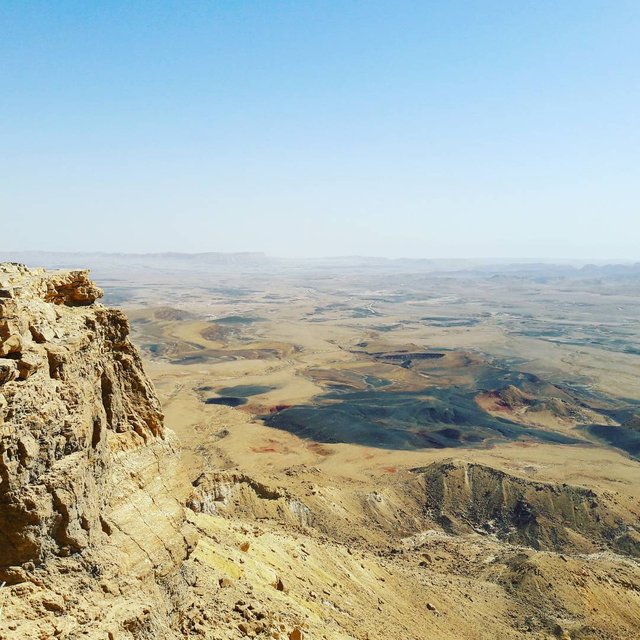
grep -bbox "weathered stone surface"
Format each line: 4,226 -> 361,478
0,263 -> 189,576
0,333 -> 22,356
44,269 -> 104,306
0,360 -> 17,385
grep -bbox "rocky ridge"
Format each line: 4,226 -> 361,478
411,459 -> 640,556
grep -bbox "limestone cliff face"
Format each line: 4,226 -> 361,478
0,264 -> 188,583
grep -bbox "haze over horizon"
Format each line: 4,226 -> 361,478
2,1 -> 639,260
0,249 -> 640,267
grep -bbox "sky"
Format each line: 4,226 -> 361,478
1,1 -> 639,260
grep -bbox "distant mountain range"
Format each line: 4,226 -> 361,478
1,251 -> 638,278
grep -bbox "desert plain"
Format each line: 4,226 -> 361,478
89,255 -> 640,638
1,253 -> 639,640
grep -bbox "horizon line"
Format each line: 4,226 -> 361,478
1,250 -> 638,265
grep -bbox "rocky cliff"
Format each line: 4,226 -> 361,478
0,264 -> 190,637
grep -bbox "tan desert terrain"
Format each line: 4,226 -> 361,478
0,257 -> 639,639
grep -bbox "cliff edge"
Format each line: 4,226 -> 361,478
0,264 -> 190,638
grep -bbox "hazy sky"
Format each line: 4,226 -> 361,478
2,1 -> 639,259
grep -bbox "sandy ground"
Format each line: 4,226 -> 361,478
110,264 -> 640,639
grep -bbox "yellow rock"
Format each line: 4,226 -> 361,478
192,539 -> 243,580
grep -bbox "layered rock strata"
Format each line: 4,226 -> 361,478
0,264 -> 190,633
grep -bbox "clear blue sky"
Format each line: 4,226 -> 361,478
1,1 -> 638,259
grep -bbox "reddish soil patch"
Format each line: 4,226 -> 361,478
476,392 -> 514,414
269,404 -> 293,413
307,442 -> 332,456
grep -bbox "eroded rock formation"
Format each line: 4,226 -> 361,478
0,264 -> 190,636
412,459 -> 640,556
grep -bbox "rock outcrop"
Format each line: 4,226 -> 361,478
189,471 -> 313,527
412,459 -> 640,556
0,264 -> 190,637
